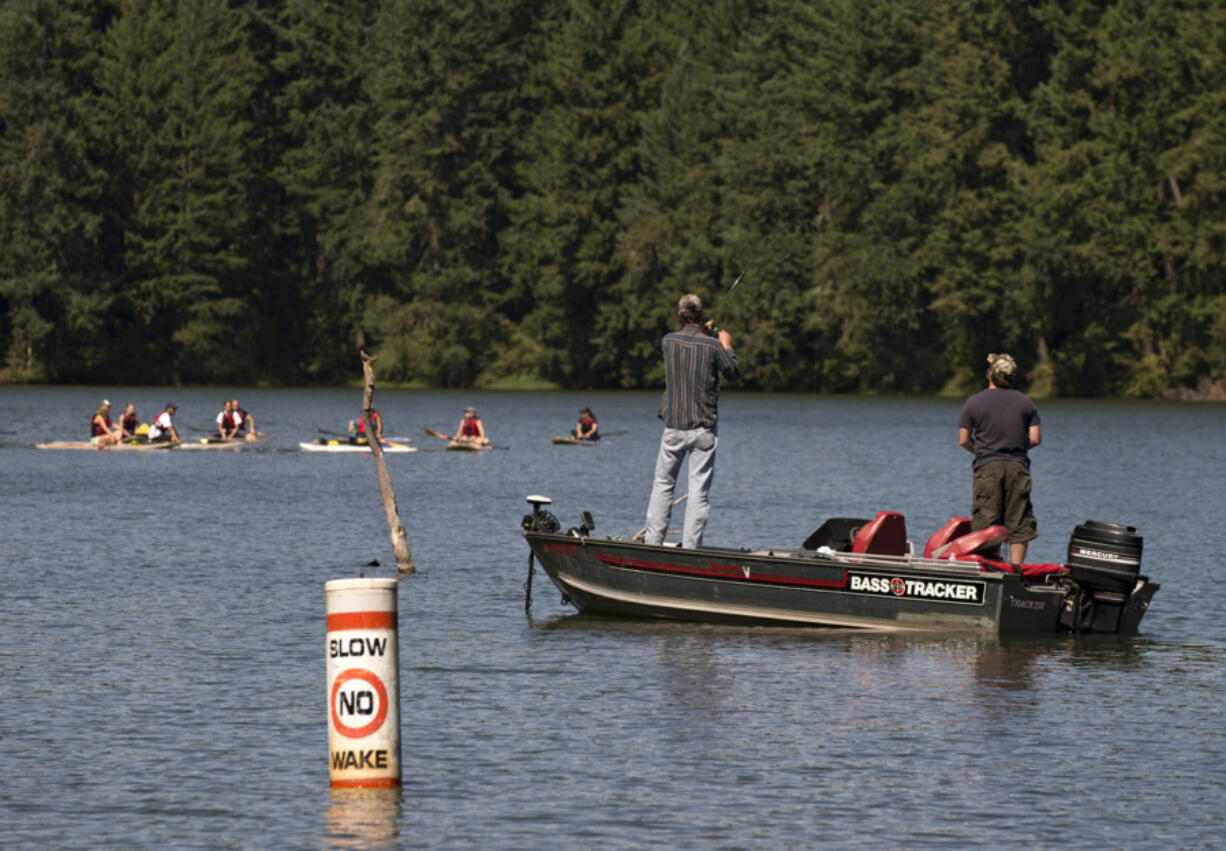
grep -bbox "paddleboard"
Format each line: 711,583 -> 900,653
551,436 -> 600,446
299,439 -> 417,454
180,438 -> 248,450
35,440 -> 177,451
446,440 -> 488,452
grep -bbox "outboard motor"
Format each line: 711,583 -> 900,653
1060,521 -> 1144,632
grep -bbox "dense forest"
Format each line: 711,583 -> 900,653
3,0 -> 1226,397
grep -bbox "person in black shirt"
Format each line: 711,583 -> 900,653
957,353 -> 1042,566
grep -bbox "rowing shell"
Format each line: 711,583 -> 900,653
299,439 -> 417,454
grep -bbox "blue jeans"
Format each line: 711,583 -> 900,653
643,427 -> 718,548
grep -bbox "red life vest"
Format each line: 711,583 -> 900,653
91,415 -> 113,436
121,413 -> 139,432
461,417 -> 480,437
150,410 -> 173,437
221,411 -> 235,432
355,412 -> 379,435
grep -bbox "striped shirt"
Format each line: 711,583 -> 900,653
657,325 -> 740,430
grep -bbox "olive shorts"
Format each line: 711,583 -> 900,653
971,459 -> 1037,544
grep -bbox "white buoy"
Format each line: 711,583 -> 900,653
326,577 -> 401,788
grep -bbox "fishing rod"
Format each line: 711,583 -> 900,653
708,230 -> 783,335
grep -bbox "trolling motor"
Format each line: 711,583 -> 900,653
522,494 -> 560,533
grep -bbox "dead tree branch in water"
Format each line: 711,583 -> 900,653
360,350 -> 415,573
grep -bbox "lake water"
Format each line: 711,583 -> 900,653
2,385 -> 1224,847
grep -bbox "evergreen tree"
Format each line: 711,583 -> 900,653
0,0 -> 116,381
99,0 -> 263,383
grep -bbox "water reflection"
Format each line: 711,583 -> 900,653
324,788 -> 402,847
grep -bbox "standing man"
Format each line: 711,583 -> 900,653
641,293 -> 740,548
957,353 -> 1041,566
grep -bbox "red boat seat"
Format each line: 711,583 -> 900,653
938,525 -> 1007,560
924,516 -> 972,558
851,511 -> 907,556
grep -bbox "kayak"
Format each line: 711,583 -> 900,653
299,439 -> 417,454
551,436 -> 599,446
35,440 -> 177,451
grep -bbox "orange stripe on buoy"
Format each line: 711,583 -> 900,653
330,779 -> 401,788
326,611 -> 397,631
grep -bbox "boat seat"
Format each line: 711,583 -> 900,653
938,525 -> 1007,560
924,515 -> 972,558
850,511 -> 907,556
802,517 -> 870,552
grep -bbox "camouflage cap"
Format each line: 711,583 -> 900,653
986,352 -> 1016,377
678,293 -> 703,315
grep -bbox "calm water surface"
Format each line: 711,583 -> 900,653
2,386 -> 1224,847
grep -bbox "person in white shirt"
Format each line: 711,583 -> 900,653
149,404 -> 182,444
216,400 -> 235,438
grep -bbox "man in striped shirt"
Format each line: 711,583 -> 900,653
642,293 -> 740,548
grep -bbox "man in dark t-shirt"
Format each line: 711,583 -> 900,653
957,353 -> 1042,566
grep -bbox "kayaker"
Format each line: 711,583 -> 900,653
216,400 -> 236,439
148,403 -> 182,444
957,352 -> 1042,566
231,398 -> 256,441
117,403 -> 140,439
450,406 -> 488,447
573,407 -> 599,441
641,293 -> 740,548
349,408 -> 383,444
90,400 -> 123,448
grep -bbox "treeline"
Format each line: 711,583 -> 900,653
3,0 -> 1226,396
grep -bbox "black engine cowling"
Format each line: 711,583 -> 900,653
1065,520 -> 1143,594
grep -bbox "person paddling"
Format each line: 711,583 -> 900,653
449,406 -> 489,447
117,403 -> 140,440
90,400 -> 123,448
217,400 -> 236,439
230,398 -> 256,441
148,403 -> 182,445
348,408 -> 383,444
573,407 -> 599,441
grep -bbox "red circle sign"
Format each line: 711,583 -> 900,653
890,578 -> 905,596
331,668 -> 389,738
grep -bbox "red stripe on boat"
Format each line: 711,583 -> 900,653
594,553 -> 847,589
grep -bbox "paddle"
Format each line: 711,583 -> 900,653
425,427 -> 449,440
633,494 -> 688,541
255,430 -> 278,439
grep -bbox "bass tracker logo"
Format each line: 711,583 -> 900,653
846,571 -> 985,605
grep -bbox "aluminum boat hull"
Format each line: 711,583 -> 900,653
523,531 -> 1158,635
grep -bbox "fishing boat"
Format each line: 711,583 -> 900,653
551,436 -> 599,446
520,497 -> 1158,635
35,440 -> 177,451
299,438 -> 417,454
